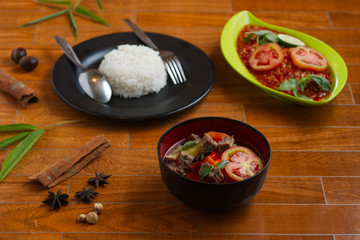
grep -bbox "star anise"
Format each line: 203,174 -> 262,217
87,168 -> 112,188
74,187 -> 98,203
42,188 -> 69,210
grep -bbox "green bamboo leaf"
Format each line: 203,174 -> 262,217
0,129 -> 45,181
38,0 -> 72,6
0,124 -> 37,132
69,11 -> 78,40
0,132 -> 31,149
18,9 -> 69,28
96,0 -> 103,12
44,120 -> 81,129
75,6 -> 111,26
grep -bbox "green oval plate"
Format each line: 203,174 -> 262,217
220,10 -> 348,106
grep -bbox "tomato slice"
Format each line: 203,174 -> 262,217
248,43 -> 284,71
205,131 -> 230,143
223,146 -> 264,181
290,46 -> 328,72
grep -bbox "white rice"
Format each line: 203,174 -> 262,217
98,44 -> 167,98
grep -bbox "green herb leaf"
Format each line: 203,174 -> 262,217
75,6 -> 111,26
264,33 -> 279,43
0,124 -> 37,132
216,160 -> 229,169
69,11 -> 78,40
277,78 -> 299,91
0,129 -> 45,181
309,75 -> 331,91
259,37 -> 269,45
243,33 -> 254,44
96,0 -> 103,12
18,9 -> 70,28
295,92 -> 313,100
0,132 -> 32,149
251,30 -> 273,37
299,79 -> 308,92
180,140 -> 200,151
199,165 -> 213,180
38,0 -> 72,7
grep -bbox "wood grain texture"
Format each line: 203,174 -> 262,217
351,84 -> 360,104
62,233 -> 335,240
0,233 -> 61,240
322,177 -> 360,204
199,205 -> 360,234
0,203 -> 197,233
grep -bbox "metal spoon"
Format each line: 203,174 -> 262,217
54,35 -> 112,103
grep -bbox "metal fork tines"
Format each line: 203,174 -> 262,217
123,18 -> 186,85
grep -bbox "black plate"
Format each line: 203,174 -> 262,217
51,32 -> 215,120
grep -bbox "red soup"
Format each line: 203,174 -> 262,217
164,131 -> 264,183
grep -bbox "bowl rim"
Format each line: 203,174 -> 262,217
220,10 -> 348,106
157,116 -> 271,185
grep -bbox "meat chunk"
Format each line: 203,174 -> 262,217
202,133 -> 218,152
199,162 -> 224,183
217,135 -> 235,153
187,133 -> 201,141
167,151 -> 194,176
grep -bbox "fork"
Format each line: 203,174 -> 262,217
123,18 -> 186,85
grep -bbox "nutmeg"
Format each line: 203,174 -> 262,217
85,211 -> 98,224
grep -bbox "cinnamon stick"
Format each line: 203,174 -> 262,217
0,68 -> 38,108
28,135 -> 111,188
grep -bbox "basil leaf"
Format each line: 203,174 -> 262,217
18,9 -> 69,27
251,30 -> 273,37
309,75 -> 331,91
259,37 -> 269,45
0,132 -> 31,149
299,79 -> 308,92
199,165 -> 213,180
69,10 -> 78,40
243,33 -> 254,44
180,140 -> 200,151
0,124 -> 37,132
216,160 -> 229,169
264,33 -> 279,43
277,78 -> 299,91
75,6 -> 111,26
295,92 -> 313,101
38,0 -> 72,6
0,129 -> 45,181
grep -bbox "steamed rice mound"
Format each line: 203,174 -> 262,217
98,44 -> 167,98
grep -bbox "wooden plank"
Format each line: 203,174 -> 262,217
256,127 -> 360,151
0,44 -> 62,63
24,80 -> 63,103
348,65 -> 360,83
335,236 -> 360,240
330,13 -> 360,28
0,62 -> 54,82
0,1 -> 40,10
0,27 -> 35,44
2,149 -> 159,175
268,151 -> 360,177
245,105 -> 360,127
199,205 -> 360,234
63,233 -> 334,240
233,0 -> 360,11
0,175 -> 69,202
68,175 -> 177,203
0,233 -> 61,240
253,177 -> 325,204
322,177 -> 360,204
78,0 -> 232,12
0,103 -> 17,124
138,12 -> 330,28
0,203 -> 197,233
351,84 -> 360,104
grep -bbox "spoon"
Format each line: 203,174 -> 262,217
54,35 -> 112,103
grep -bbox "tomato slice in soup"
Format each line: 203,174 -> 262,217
290,46 -> 328,72
223,146 -> 264,181
248,43 -> 284,71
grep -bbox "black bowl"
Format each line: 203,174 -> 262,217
157,117 -> 271,211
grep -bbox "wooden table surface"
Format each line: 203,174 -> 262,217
1,0 -> 360,239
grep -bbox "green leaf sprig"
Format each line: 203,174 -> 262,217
277,75 -> 331,100
176,140 -> 200,153
243,30 -> 278,45
199,160 -> 229,180
18,0 -> 110,40
0,120 -> 79,182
